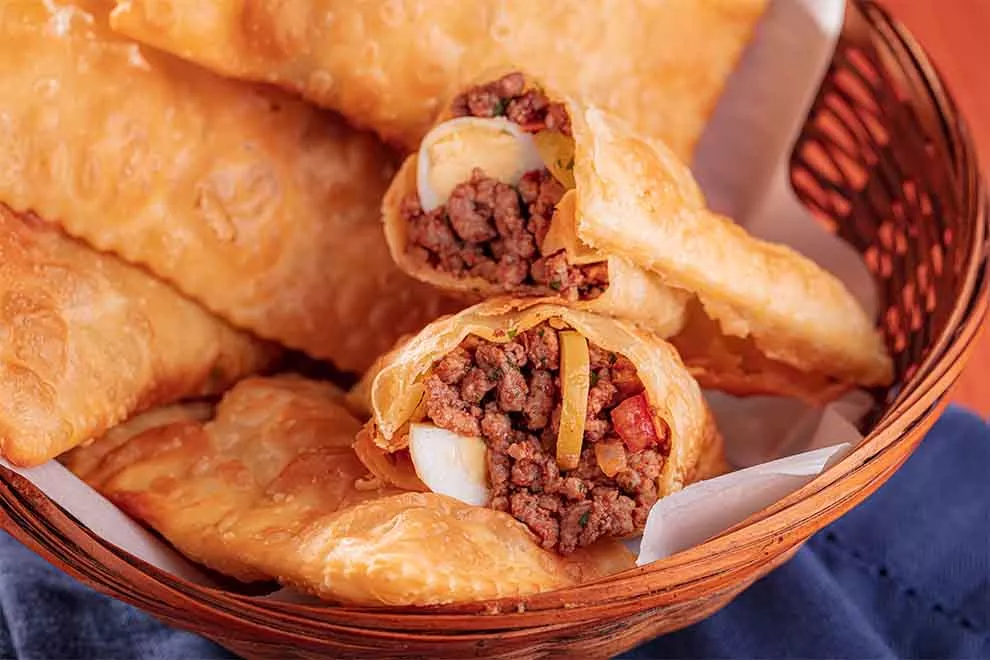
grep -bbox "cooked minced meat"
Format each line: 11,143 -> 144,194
422,322 -> 670,554
405,71 -> 603,298
404,168 -> 608,300
450,72 -> 572,136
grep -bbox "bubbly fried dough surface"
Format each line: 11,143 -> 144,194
0,207 -> 276,467
0,0 -> 455,372
108,0 -> 768,158
65,376 -> 635,605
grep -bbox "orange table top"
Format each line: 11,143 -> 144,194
880,1 -> 990,415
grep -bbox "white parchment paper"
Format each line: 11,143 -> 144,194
2,0 -> 870,581
0,457 -> 214,583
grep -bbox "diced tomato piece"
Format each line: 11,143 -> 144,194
610,393 -> 659,452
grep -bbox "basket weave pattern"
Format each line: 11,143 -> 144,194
1,2 -> 987,658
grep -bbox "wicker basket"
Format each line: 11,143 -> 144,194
1,1 -> 987,658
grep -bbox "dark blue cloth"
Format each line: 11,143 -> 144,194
2,407 -> 987,660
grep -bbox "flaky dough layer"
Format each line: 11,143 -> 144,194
108,0 -> 768,159
65,375 -> 635,605
0,0 -> 454,373
0,207 -> 276,467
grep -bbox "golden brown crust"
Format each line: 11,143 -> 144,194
108,0 -> 767,159
287,491 -> 630,606
568,106 -> 893,394
67,376 -> 393,583
0,207 -> 276,467
688,412 -> 730,482
66,375 -> 634,604
60,402 -> 214,485
0,0 -> 455,373
366,298 -> 714,498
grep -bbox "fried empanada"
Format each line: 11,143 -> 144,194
381,73 -> 893,400
65,375 -> 635,604
0,207 -> 276,467
106,0 -> 767,159
359,298 -> 726,555
0,0 -> 455,373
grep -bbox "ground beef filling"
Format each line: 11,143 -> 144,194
422,323 -> 670,554
403,169 -> 608,300
404,72 -> 606,299
450,72 -> 572,136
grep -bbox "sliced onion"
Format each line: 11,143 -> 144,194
408,423 -> 490,506
533,130 -> 576,189
557,330 -> 590,470
594,441 -> 628,478
416,117 -> 544,211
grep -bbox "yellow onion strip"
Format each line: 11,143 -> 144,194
556,330 -> 590,470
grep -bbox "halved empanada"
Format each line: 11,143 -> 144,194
382,72 -> 893,401
360,299 -> 725,555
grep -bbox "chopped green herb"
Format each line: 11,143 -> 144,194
507,328 -> 518,340
549,279 -> 562,291
590,371 -> 600,387
492,99 -> 506,116
578,512 -> 590,528
537,328 -> 545,337
608,352 -> 618,366
488,368 -> 503,380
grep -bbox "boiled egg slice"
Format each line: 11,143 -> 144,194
408,423 -> 490,506
417,117 -> 545,212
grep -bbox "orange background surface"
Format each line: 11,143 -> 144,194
879,1 -> 989,415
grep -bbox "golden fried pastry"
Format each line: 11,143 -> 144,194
289,491 -> 636,605
65,375 -> 635,604
359,299 -> 725,556
107,0 -> 767,158
0,0 -> 455,373
0,207 -> 276,467
381,73 -> 893,401
62,403 -> 213,483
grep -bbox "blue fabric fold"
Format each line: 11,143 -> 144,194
2,406 -> 987,659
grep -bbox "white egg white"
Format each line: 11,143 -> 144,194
416,117 -> 545,211
408,422 -> 490,506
